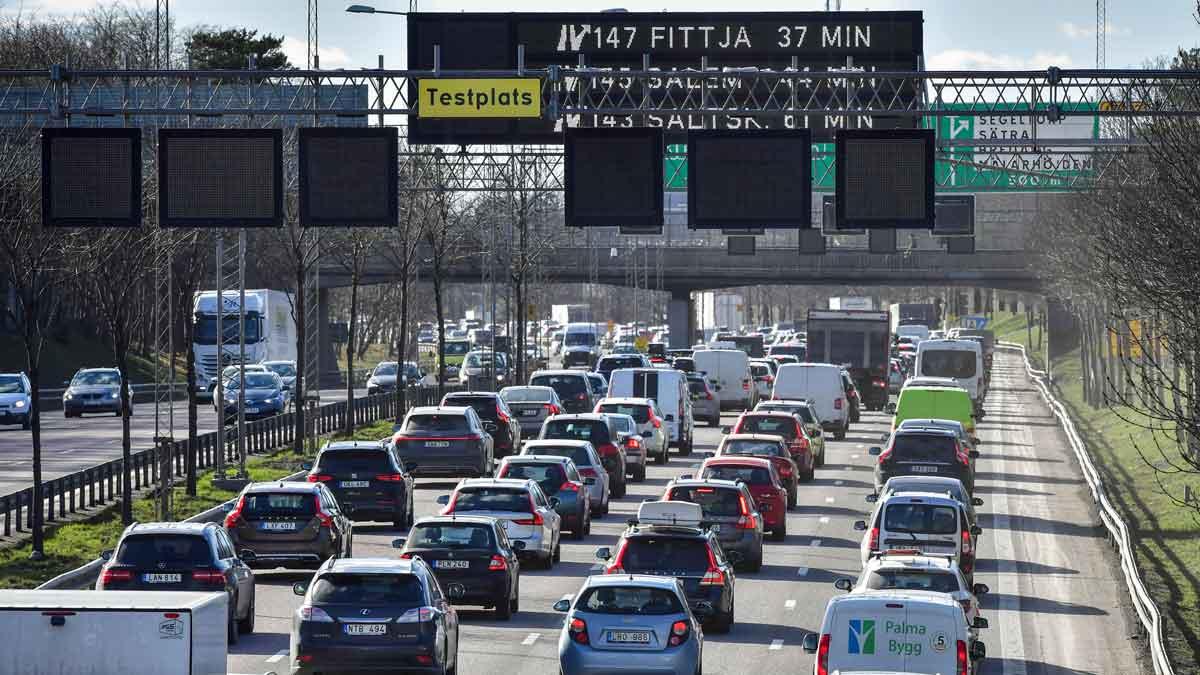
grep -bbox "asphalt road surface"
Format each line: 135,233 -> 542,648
226,352 -> 1143,675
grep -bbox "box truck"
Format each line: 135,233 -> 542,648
192,290 -> 297,399
829,297 -> 874,311
551,304 -> 593,325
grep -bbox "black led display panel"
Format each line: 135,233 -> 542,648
158,129 -> 282,227
835,129 -> 935,229
687,130 -> 811,229
565,128 -> 663,228
933,194 -> 975,236
41,128 -> 141,227
299,128 -> 399,227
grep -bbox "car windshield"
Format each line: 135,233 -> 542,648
501,387 -> 553,403
265,363 -> 296,377
243,492 -> 316,519
750,364 -> 770,377
599,356 -> 643,371
464,353 -> 503,368
116,535 -> 210,566
578,586 -> 685,615
687,379 -> 707,395
315,449 -> 389,473
597,403 -> 650,424
452,488 -> 531,513
404,414 -> 471,434
311,573 -> 425,606
884,503 -> 960,534
668,486 -> 742,517
619,538 -> 712,575
501,463 -> 566,495
227,374 -> 277,390
0,376 -> 25,394
528,444 -> 593,467
565,332 -> 596,347
72,371 -> 120,386
891,434 -> 959,464
866,570 -> 961,593
700,464 -> 772,485
443,396 -> 497,420
444,341 -> 471,356
374,363 -> 399,376
769,345 -> 806,359
921,351 -> 977,379
761,404 -> 815,424
530,374 -> 588,398
542,419 -> 606,445
888,480 -> 968,504
736,415 -> 796,439
193,315 -> 262,345
408,523 -> 494,549
722,440 -> 785,458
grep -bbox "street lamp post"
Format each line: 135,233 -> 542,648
346,4 -> 408,15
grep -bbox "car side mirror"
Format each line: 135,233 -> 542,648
292,582 -> 308,596
972,497 -> 984,506
594,547 -> 611,561
548,497 -> 560,508
446,584 -> 466,600
973,617 -> 989,630
802,632 -> 819,653
238,549 -> 257,564
973,583 -> 990,596
436,495 -> 450,505
512,540 -> 526,551
721,426 -> 731,434
971,641 -> 987,660
868,447 -> 882,456
865,493 -> 878,503
664,414 -> 674,422
584,477 -> 597,486
300,461 -> 313,471
834,578 -> 853,591
971,436 -> 981,444
971,525 -> 983,536
392,538 -> 407,549
969,450 -> 981,459
553,599 -> 571,613
99,549 -> 113,561
853,520 -> 868,531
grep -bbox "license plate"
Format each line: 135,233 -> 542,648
143,573 -> 181,583
910,465 -> 939,473
434,559 -> 469,569
260,521 -> 297,531
341,480 -> 370,488
245,407 -> 259,414
520,409 -> 539,417
608,630 -> 651,644
425,441 -> 450,448
344,623 -> 388,636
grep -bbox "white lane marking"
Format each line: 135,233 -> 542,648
819,516 -> 830,524
266,650 -> 288,663
834,480 -> 844,486
856,444 -> 864,449
990,376 -> 1028,675
58,449 -> 78,454
851,454 -> 860,460
810,539 -> 822,547
825,497 -> 835,503
785,599 -> 797,610
522,632 -> 541,646
796,567 -> 809,576
769,639 -> 784,650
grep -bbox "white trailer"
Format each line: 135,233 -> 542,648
551,304 -> 592,325
192,289 -> 297,398
0,590 -> 228,675
828,297 -> 874,310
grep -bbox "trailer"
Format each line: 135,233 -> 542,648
806,309 -> 892,411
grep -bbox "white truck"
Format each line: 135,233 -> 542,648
0,590 -> 229,675
192,290 -> 296,399
829,297 -> 874,310
551,304 -> 592,325
698,292 -> 745,334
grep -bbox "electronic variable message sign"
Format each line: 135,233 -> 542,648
159,129 -> 282,228
836,128 -> 934,229
299,127 -> 398,227
41,128 -> 141,227
565,127 -> 663,228
687,130 -> 811,229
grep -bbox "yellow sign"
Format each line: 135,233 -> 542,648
418,78 -> 541,118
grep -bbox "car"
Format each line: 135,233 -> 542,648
62,367 -> 132,418
498,454 -> 593,539
437,477 -> 563,569
915,339 -> 986,416
841,368 -> 862,424
596,500 -> 738,632
891,385 -> 977,437
290,557 -> 461,674
205,363 -> 269,400
595,353 -> 650,380
539,414 -> 628,498
499,385 -> 564,437
563,323 -> 603,368
770,363 -> 849,439
97,522 -> 256,644
607,368 -> 695,455
530,369 -> 597,414
214,371 -> 287,424
604,412 -> 648,482
748,360 -> 774,401
896,417 -> 980,455
686,374 -> 721,428
0,372 -> 32,429
767,342 -> 806,361
694,456 -> 789,541
902,375 -> 961,390
835,550 -> 990,635
872,474 -> 984,533
366,360 -> 421,395
307,440 -> 415,528
662,477 -> 765,571
262,360 -> 298,398
391,405 -> 496,479
869,426 -> 979,494
854,491 -> 982,582
394,515 -> 522,619
441,391 -> 521,458
714,433 -> 799,509
594,397 -> 669,467
460,350 -> 509,389
692,348 -> 753,410
223,481 -> 352,569
522,439 -> 611,517
753,398 -> 827,467
728,411 -> 815,482
554,574 -> 705,675
888,358 -> 905,393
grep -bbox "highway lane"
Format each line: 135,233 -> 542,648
227,352 -> 1142,675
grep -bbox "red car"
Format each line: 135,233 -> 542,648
715,433 -> 799,507
697,456 -> 789,540
729,411 -> 815,481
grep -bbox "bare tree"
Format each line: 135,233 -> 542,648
328,227 -> 385,436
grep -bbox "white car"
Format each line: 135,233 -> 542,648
0,372 -> 32,429
593,397 -> 670,467
436,477 -> 563,569
835,551 -> 989,635
854,491 -> 982,582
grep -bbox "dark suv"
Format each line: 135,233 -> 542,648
224,481 -> 352,569
97,521 -> 256,643
539,414 -> 627,498
870,427 -> 979,494
441,392 -> 522,458
530,370 -> 596,414
307,441 -> 415,528
595,354 -> 648,381
391,406 -> 496,479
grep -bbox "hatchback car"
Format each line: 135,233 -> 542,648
63,367 -> 131,418
224,481 -> 352,569
394,516 -> 522,619
594,397 -> 669,467
530,369 -> 597,414
216,371 -> 287,424
753,398 -> 827,467
498,454 -> 593,538
442,391 -> 521,457
855,491 -> 982,582
307,440 -> 415,528
663,477 -> 764,571
555,574 -> 705,675
522,440 -> 611,517
290,557 -> 460,674
97,522 -> 255,643
499,385 -> 564,437
836,550 -> 990,634
729,411 -> 815,482
870,427 -> 979,494
539,414 -> 628,498
366,360 -> 421,395
695,456 -> 789,540
873,474 -> 984,533
391,405 -> 495,478
437,478 -> 563,569
0,372 -> 32,429
687,374 -> 721,428
595,353 -> 651,381
714,433 -> 798,508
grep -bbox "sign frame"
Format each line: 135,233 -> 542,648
298,127 -> 399,228
158,128 -> 284,228
41,127 -> 142,228
687,129 -> 812,230
564,127 -> 664,229
835,128 -> 935,230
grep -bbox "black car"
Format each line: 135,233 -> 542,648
498,454 -> 593,539
870,427 -> 979,494
391,405 -> 496,478
307,440 -> 415,529
595,354 -> 649,381
224,481 -> 352,569
530,370 -> 596,414
291,557 -> 461,674
539,414 -> 627,498
441,391 -> 522,458
394,516 -> 522,619
97,522 -> 256,643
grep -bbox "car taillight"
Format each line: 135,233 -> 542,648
764,375 -> 774,384
398,552 -> 413,559
669,620 -> 690,646
700,547 -> 726,585
543,403 -> 561,415
396,606 -> 438,623
957,639 -> 969,675
816,634 -> 831,675
577,467 -> 599,478
576,393 -> 588,401
306,474 -> 332,482
605,542 -> 628,574
742,380 -> 750,390
440,492 -> 458,515
961,529 -> 973,556
625,437 -> 641,449
956,442 -> 971,466
649,413 -> 662,429
99,568 -> 132,585
878,443 -> 894,463
375,473 -> 405,482
736,494 -> 757,530
834,398 -> 843,410
777,462 -> 793,477
706,391 -> 714,400
514,494 -> 544,526
794,434 -> 809,451
868,526 -> 880,552
298,606 -> 335,622
496,406 -> 511,424
488,555 -> 507,571
314,495 -> 334,528
873,378 -> 886,388
596,443 -> 619,457
192,570 -> 226,585
569,617 -> 590,644
223,495 -> 246,528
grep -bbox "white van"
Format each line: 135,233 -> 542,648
914,339 -> 984,412
692,349 -> 753,411
607,368 -> 694,454
770,363 -> 848,439
803,590 -> 986,675
562,323 -> 602,368
896,324 -> 932,343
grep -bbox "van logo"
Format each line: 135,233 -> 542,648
848,619 -> 876,655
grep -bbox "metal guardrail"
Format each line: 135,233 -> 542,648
998,341 -> 1174,675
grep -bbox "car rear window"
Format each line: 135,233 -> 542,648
311,573 -> 425,605
700,464 -> 772,485
883,503 -> 960,535
687,379 -> 707,395
453,488 -> 532,513
597,403 -> 650,424
921,351 -> 977,379
578,586 -> 685,615
529,444 -> 594,467
243,492 -> 316,518
750,364 -> 770,377
736,415 -> 796,439
116,535 -> 212,566
443,396 -> 497,420
667,486 -> 742,517
891,434 -> 959,463
531,374 -> 588,397
408,523 -> 494,549
315,450 -> 390,473
500,463 -> 566,496
404,414 -> 471,434
600,357 -> 643,371
501,388 -> 553,403
887,479 -> 968,504
866,570 -> 960,593
619,537 -> 712,575
722,440 -> 786,458
542,419 -> 608,445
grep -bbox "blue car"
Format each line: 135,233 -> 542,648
556,574 -> 705,675
215,371 -> 287,424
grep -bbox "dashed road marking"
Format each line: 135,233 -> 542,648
522,633 -> 541,646
810,539 -> 822,547
856,444 -> 864,449
834,480 -> 844,486
785,599 -> 797,610
796,567 -> 809,576
769,639 -> 784,650
819,516 -> 830,524
825,497 -> 835,503
266,650 -> 288,663
851,454 -> 860,460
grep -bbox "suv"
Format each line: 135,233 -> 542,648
62,367 -> 131,418
97,521 -> 256,643
595,353 -> 649,380
687,374 -> 721,427
854,491 -> 982,582
224,481 -> 352,569
498,454 -> 593,539
870,427 -> 979,494
835,551 -> 990,633
307,440 -> 415,528
539,414 -> 628,498
662,477 -> 764,571
530,370 -> 597,414
441,391 -> 521,458
594,397 -> 670,467
596,501 -> 738,633
522,440 -> 610,517
0,372 -> 32,429
391,405 -> 495,479
436,478 -> 562,569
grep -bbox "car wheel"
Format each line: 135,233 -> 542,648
393,515 -> 406,531
598,496 -> 610,517
227,603 -> 240,644
21,417 -> 30,431
584,513 -> 592,536
656,449 -> 668,465
679,439 -> 692,457
816,450 -> 825,468
834,426 -> 846,441
572,514 -> 587,540
345,535 -> 353,559
787,488 -> 797,509
633,465 -> 646,482
772,519 -> 787,541
711,611 -> 734,634
494,591 -> 513,620
113,409 -> 121,417
237,590 -> 255,634
612,478 -> 627,498
746,554 -> 763,573
803,467 -> 815,483
552,537 -> 562,564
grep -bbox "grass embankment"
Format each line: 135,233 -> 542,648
991,310 -> 1200,672
0,334 -> 182,388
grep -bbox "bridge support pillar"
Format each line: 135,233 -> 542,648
317,287 -> 340,388
667,290 -> 694,349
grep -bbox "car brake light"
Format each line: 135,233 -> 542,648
306,474 -> 332,482
577,467 -> 599,478
625,437 -> 640,449
956,441 -> 971,466
513,494 -> 544,526
496,406 -> 511,424
192,570 -> 226,585
488,555 -> 507,571
742,380 -> 750,390
596,443 -> 619,457
961,529 -> 973,556
99,568 -> 132,585
957,639 -> 969,675
669,620 -> 690,646
736,494 -> 757,530
223,495 -> 245,528
816,634 -> 831,675
706,391 -> 714,400
700,547 -> 726,585
868,526 -> 880,552
834,398 -> 843,410
873,378 -> 886,388
778,462 -> 793,477
878,442 -> 894,463
440,492 -> 458,515
569,617 -> 590,644
559,480 -> 581,492
314,495 -> 334,528
396,606 -> 437,623
605,542 -> 628,575
298,606 -> 335,622
375,473 -> 405,482
649,412 -> 662,429
576,393 -> 588,401
543,403 -> 561,415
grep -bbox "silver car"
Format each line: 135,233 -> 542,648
556,574 -> 705,675
0,373 -> 32,429
686,374 -> 721,428
594,397 -> 670,467
601,412 -> 647,482
435,477 -> 562,569
500,385 -> 565,437
523,440 -> 610,517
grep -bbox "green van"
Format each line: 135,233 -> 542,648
891,386 -> 976,434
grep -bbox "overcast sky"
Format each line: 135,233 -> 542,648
5,0 -> 1197,71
